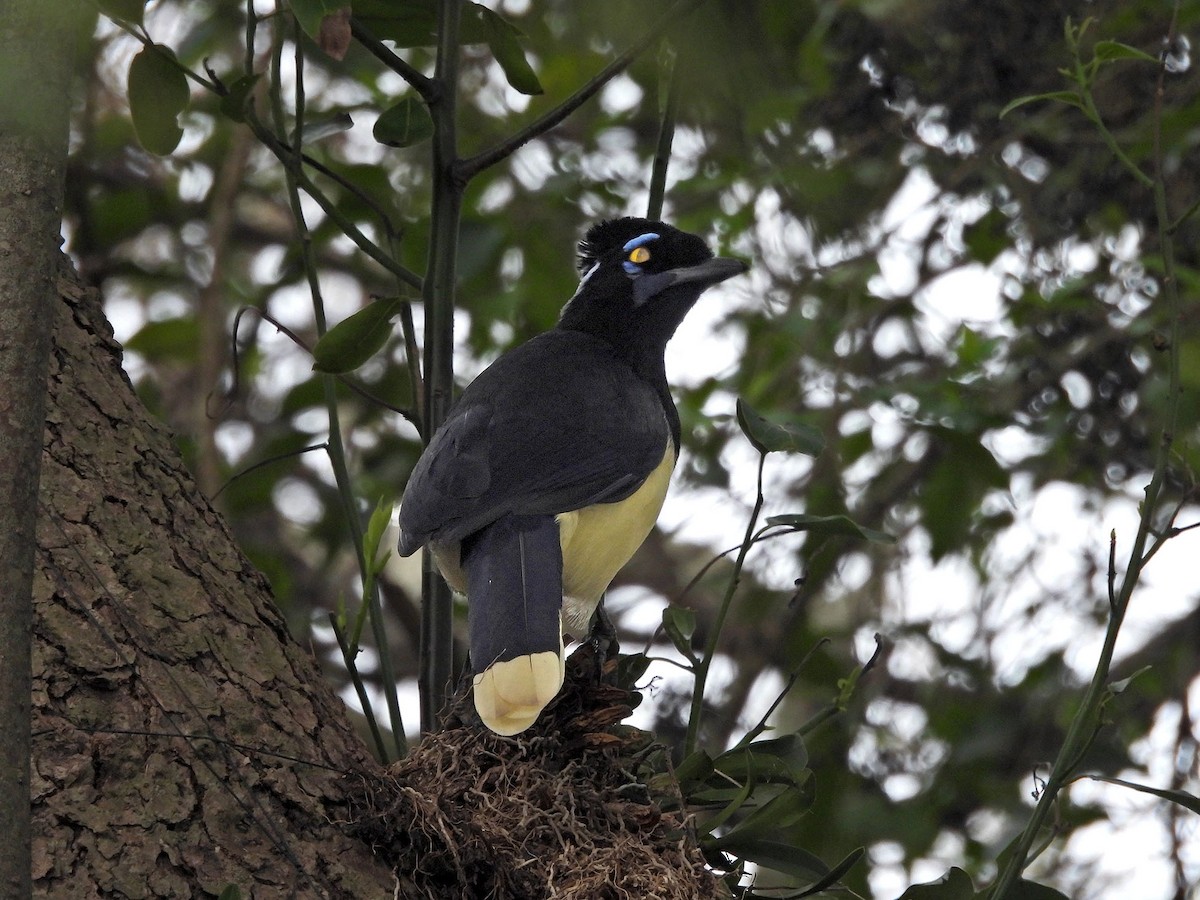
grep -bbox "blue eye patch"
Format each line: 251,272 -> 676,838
622,232 -> 660,273
622,232 -> 661,252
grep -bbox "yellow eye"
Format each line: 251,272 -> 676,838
629,246 -> 651,265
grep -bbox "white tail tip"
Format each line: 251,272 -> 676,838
472,650 -> 565,735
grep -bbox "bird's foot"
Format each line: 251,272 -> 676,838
588,602 -> 620,684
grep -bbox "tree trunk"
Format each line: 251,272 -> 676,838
0,1 -> 78,894
31,266 -> 395,897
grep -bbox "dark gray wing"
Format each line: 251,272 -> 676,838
397,330 -> 670,555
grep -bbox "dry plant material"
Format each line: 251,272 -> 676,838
347,644 -> 727,899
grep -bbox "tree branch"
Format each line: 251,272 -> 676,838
418,0 -> 467,735
456,0 -> 708,182
350,16 -> 437,101
245,111 -> 424,290
646,44 -> 680,221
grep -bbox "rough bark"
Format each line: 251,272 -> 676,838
0,1 -> 76,894
31,267 -> 395,898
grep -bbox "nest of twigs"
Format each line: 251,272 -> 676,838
347,644 -> 727,899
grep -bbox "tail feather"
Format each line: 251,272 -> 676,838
472,650 -> 565,735
461,514 -> 564,735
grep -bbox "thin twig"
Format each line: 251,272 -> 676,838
647,43 -> 681,221
329,613 -> 390,762
676,524 -> 795,604
350,17 -> 436,100
1168,193 -> 1200,233
1067,22 -> 1154,189
224,305 -> 416,423
298,149 -> 405,245
730,638 -> 830,748
99,10 -> 222,93
110,0 -> 423,295
245,111 -> 424,289
457,0 -> 709,181
396,261 -> 425,436
243,0 -> 257,77
1107,529 -> 1117,610
211,441 -> 329,501
685,450 -> 767,757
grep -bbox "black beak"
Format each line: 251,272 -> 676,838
632,256 -> 749,305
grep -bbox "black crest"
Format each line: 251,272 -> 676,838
576,217 -> 667,275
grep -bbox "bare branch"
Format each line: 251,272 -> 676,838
457,0 -> 709,182
351,17 -> 437,101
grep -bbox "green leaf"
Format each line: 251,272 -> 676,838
795,846 -> 865,897
128,44 -> 189,155
919,427 -> 1007,561
1004,881 -> 1071,900
355,496 -> 394,647
1089,776 -> 1200,815
766,513 -> 895,544
291,0 -> 350,56
998,90 -> 1084,119
291,0 -> 330,37
707,837 -> 832,880
1093,40 -> 1158,65
714,734 -> 809,786
216,886 -> 243,900
219,74 -> 261,123
701,772 -> 755,833
364,496 -> 394,575
954,325 -> 1000,369
962,208 -> 1009,266
126,317 -> 199,363
475,7 -> 543,95
89,186 -> 154,244
674,749 -> 714,789
662,606 -> 697,663
355,0 -> 492,47
615,652 -> 651,688
96,0 -> 145,25
353,0 -> 437,46
895,866 -> 974,899
298,113 -> 354,144
312,296 -> 403,374
373,97 -> 435,148
714,782 -> 814,842
1107,665 -> 1151,695
736,399 -> 825,456
691,786 -> 756,806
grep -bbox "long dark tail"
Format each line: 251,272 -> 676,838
461,514 -> 565,735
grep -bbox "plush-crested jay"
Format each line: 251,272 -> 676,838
398,217 -> 747,734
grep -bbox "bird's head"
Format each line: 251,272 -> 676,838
558,217 -> 747,351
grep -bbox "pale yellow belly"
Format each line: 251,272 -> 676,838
433,443 -> 676,635
557,443 -> 675,635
